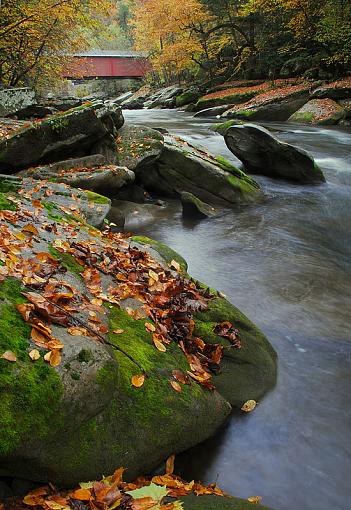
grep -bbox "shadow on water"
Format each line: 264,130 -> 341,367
123,109 -> 351,510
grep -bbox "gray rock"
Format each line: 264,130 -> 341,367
0,87 -> 36,117
18,155 -> 107,178
181,191 -> 218,218
224,123 -> 325,184
6,104 -> 56,120
194,104 -> 234,117
311,86 -> 351,100
288,98 -> 345,125
0,106 -> 109,172
179,494 -> 274,510
0,481 -> 13,499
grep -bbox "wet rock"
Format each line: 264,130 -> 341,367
179,494 -> 274,510
181,192 -> 218,219
43,97 -> 83,111
18,155 -> 107,178
117,124 -> 262,206
176,89 -> 201,107
0,87 -> 36,117
6,104 -> 57,120
0,106 -> 109,172
194,105 -> 234,118
311,85 -> 351,100
224,123 -> 325,184
0,480 -> 13,499
288,98 -> 345,125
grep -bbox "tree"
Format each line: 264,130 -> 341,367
0,0 -> 112,89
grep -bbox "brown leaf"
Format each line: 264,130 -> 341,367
172,370 -> 189,385
165,454 -> 175,475
67,326 -> 90,336
70,488 -> 92,501
1,350 -> 17,362
170,260 -> 181,272
153,336 -> 167,352
22,224 -> 39,236
170,381 -> 182,393
247,496 -> 263,504
145,322 -> 156,333
131,497 -> 157,510
49,350 -> 62,367
132,373 -> 145,388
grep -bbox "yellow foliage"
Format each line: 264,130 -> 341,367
131,0 -> 212,78
0,0 -> 112,89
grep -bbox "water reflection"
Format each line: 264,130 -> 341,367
123,109 -> 351,510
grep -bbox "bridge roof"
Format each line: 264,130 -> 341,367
73,50 -> 147,58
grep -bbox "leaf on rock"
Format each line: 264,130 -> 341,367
132,373 -> 145,388
22,224 -> 39,236
170,381 -> 182,393
170,260 -> 181,272
127,484 -> 168,504
171,370 -> 189,385
70,488 -> 92,501
165,455 -> 175,475
29,349 -> 40,361
241,400 -> 257,413
247,496 -> 263,504
0,350 -> 17,362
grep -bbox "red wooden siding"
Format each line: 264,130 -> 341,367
64,56 -> 150,78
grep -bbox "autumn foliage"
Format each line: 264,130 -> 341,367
0,0 -> 112,89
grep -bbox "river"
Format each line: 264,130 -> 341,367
122,109 -> 351,510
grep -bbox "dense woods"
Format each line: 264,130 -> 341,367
131,0 -> 351,84
1,1 -> 350,90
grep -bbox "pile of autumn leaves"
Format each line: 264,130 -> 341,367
9,456 -> 237,510
0,181 -> 242,391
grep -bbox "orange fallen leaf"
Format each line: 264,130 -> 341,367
132,373 -> 145,388
70,488 -> 92,501
170,381 -> 182,393
67,326 -> 90,336
132,497 -> 157,510
247,496 -> 263,504
49,350 -> 62,367
166,454 -> 175,475
22,224 -> 39,236
241,400 -> 257,413
145,322 -> 156,333
1,350 -> 17,362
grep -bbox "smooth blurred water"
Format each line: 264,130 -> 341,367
123,109 -> 351,510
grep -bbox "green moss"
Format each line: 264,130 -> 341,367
130,236 -> 188,272
0,192 -> 16,211
289,111 -> 315,123
212,120 -> 238,135
48,246 -> 85,275
85,190 -> 111,205
193,296 -> 277,407
179,494 -> 274,510
78,349 -> 93,363
0,177 -> 21,194
235,108 -> 256,118
0,278 -> 63,455
176,91 -> 199,107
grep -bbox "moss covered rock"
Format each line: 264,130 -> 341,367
224,124 -> 325,184
288,98 -> 346,125
0,182 -> 276,487
179,494 -> 274,510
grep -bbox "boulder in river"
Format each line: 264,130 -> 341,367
288,98 -> 346,125
181,191 -> 219,219
0,181 -> 276,486
224,123 -> 325,184
0,104 -> 120,172
116,124 -> 262,206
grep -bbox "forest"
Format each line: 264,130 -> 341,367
1,0 -> 350,90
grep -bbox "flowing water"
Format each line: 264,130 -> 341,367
122,109 -> 351,510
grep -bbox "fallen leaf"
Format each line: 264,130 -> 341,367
70,488 -> 92,501
113,329 -> 124,334
29,349 -> 40,361
166,454 -> 175,475
132,373 -> 145,388
247,496 -> 263,504
1,350 -> 17,362
145,322 -> 156,333
49,349 -> 61,367
241,400 -> 257,413
172,370 -> 189,385
170,381 -> 182,393
22,224 -> 39,236
153,337 -> 167,352
170,260 -> 181,272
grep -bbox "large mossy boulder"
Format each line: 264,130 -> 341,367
288,98 -> 346,125
221,85 -> 310,122
224,123 -> 325,184
0,104 -> 124,173
0,182 -> 276,487
116,124 -> 262,206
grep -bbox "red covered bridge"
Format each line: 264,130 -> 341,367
64,50 -> 150,80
